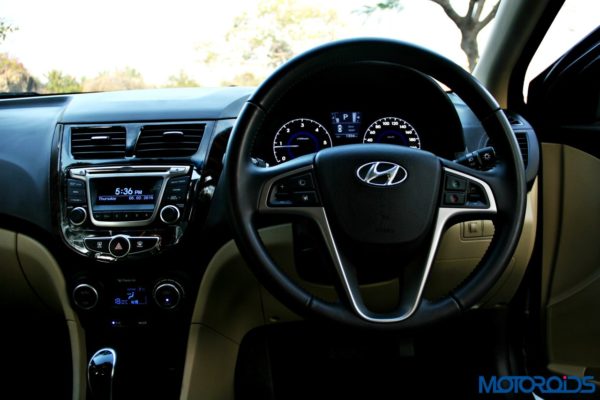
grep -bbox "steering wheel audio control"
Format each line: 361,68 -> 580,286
442,173 -> 489,208
269,172 -> 320,206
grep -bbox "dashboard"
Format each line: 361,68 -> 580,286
0,84 -> 538,399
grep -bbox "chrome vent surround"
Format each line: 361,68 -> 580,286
70,126 -> 126,159
134,124 -> 205,157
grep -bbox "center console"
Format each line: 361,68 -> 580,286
54,120 -> 226,399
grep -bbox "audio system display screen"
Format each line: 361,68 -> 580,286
92,177 -> 162,206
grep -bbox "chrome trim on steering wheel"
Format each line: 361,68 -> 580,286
259,164 -> 497,323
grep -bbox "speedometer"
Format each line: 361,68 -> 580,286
273,118 -> 332,164
363,117 -> 421,149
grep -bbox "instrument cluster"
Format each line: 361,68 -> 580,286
250,62 -> 467,165
272,114 -> 421,164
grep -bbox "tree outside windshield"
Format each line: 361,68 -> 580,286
1,0 -> 500,94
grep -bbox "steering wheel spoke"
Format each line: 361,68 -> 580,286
296,163 -> 498,323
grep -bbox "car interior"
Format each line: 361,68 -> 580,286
0,0 -> 598,399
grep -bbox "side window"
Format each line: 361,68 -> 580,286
524,1 -> 599,101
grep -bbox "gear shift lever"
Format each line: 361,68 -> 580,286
88,348 -> 117,400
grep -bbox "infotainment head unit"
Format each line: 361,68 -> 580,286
62,165 -> 199,261
91,177 -> 162,211
66,165 -> 192,228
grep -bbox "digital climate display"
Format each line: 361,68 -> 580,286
92,177 -> 162,207
113,286 -> 148,307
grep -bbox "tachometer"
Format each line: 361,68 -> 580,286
363,117 -> 421,149
273,118 -> 332,164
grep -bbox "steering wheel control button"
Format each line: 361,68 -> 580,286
444,192 -> 466,205
289,174 -> 314,190
160,205 -> 181,224
68,207 -> 87,225
463,220 -> 484,238
269,172 -> 321,206
466,182 -> 488,207
153,281 -> 183,310
129,237 -> 160,254
442,173 -> 490,208
445,176 -> 467,191
108,235 -> 131,258
84,237 -> 111,253
72,284 -> 99,310
454,147 -> 497,170
292,191 -> 319,206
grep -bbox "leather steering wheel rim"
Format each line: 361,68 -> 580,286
225,38 -> 527,330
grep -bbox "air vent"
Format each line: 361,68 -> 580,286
515,132 -> 529,167
70,126 -> 126,159
135,124 -> 205,157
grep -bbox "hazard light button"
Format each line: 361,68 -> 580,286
108,235 -> 131,258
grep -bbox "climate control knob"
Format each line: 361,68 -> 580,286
160,205 -> 180,224
72,283 -> 99,310
153,280 -> 183,310
68,207 -> 87,225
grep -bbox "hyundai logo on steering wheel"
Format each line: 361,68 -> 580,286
356,161 -> 408,187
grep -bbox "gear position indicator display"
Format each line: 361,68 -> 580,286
331,111 -> 362,138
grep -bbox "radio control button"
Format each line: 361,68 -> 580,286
94,212 -> 114,221
168,177 -> 190,187
166,186 -> 186,195
84,237 -> 111,253
68,187 -> 86,198
160,205 -> 180,224
67,179 -> 87,205
109,235 -> 131,258
165,194 -> 185,203
68,207 -> 87,225
130,237 -> 160,254
67,179 -> 85,189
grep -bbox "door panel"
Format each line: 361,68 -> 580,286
542,144 -> 600,375
527,27 -> 600,379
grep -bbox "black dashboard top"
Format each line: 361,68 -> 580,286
0,85 -> 536,237
60,87 -> 253,123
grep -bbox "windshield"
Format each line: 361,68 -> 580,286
1,0 -> 500,94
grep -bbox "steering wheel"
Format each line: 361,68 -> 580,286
225,39 -> 526,330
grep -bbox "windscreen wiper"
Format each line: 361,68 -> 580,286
0,91 -> 41,99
